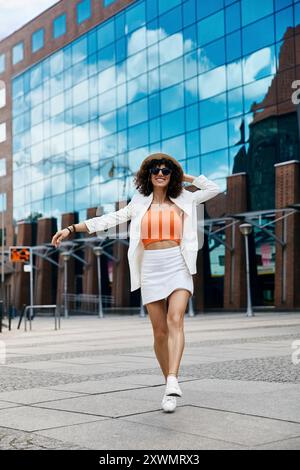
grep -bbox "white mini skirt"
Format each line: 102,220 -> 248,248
140,245 -> 194,305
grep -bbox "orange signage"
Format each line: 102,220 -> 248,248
10,247 -> 30,263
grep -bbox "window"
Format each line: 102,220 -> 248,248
241,0 -> 274,26
0,81 -> 5,108
12,42 -> 24,65
103,0 -> 117,7
53,13 -> 67,39
0,122 -> 6,143
0,54 -> 5,74
32,28 -> 44,53
0,193 -> 6,212
0,159 -> 6,177
77,0 -> 91,24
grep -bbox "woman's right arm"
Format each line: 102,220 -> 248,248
51,196 -> 136,247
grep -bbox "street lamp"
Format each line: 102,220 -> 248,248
1,193 -> 5,315
93,246 -> 104,318
62,251 -> 70,318
239,223 -> 254,317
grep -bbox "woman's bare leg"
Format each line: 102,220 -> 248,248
166,289 -> 190,377
146,299 -> 169,382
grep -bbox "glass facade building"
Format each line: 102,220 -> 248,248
11,0 -> 299,243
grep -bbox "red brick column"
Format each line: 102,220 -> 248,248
224,172 -> 249,310
13,222 -> 34,310
34,217 -> 57,305
82,207 -> 99,296
55,213 -> 77,310
111,200 -> 131,307
274,160 -> 300,310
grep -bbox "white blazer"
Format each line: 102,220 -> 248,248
84,175 -> 221,292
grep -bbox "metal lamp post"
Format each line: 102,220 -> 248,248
1,194 -> 5,315
93,246 -> 104,318
239,223 -> 254,317
62,251 -> 70,318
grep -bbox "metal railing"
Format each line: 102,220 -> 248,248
64,293 -> 115,316
19,304 -> 61,332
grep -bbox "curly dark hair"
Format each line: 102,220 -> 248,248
134,153 -> 184,197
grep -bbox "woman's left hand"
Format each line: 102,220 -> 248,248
182,173 -> 195,183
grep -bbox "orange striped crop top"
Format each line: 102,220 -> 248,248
141,204 -> 183,247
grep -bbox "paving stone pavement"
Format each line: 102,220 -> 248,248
0,312 -> 300,450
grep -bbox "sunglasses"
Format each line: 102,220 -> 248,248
150,167 -> 172,176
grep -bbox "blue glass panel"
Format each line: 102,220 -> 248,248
183,24 -> 197,53
228,87 -> 243,117
160,57 -> 183,88
185,77 -> 198,105
159,5 -> 182,38
197,10 -> 224,46
183,0 -> 196,27
275,0 -> 292,10
72,36 -> 88,64
225,2 -> 241,34
87,29 -> 98,55
162,134 -> 186,160
115,12 -> 125,39
275,7 -> 293,41
242,15 -> 275,55
184,50 -> 198,79
159,34 -> 183,65
53,13 -> 67,39
128,28 -> 146,55
161,108 -> 185,139
227,60 -> 242,89
295,2 -> 300,26
201,121 -> 228,153
125,2 -> 146,33
116,38 -> 126,63
97,19 -> 114,48
201,38 -> 226,70
32,29 -> 44,53
149,92 -> 160,119
228,116 -> 244,146
158,0 -> 181,16
117,106 -> 127,130
146,0 -> 158,21
241,0 -> 274,26
149,117 -> 160,143
185,103 -> 199,131
197,0 -> 224,19
30,63 -> 43,89
226,30 -> 242,62
186,130 -> 200,157
128,121 -> 148,149
243,75 -> 275,113
103,0 -> 117,6
199,65 -> 226,100
12,42 -> 24,65
128,97 -> 148,126
97,44 -> 115,72
201,149 -> 229,178
199,93 -> 227,127
243,46 -> 276,85
161,83 -> 184,114
77,0 -> 91,24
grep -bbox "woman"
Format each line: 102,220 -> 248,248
51,153 -> 221,413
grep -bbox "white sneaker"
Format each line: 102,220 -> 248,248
161,394 -> 176,412
165,375 -> 182,397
